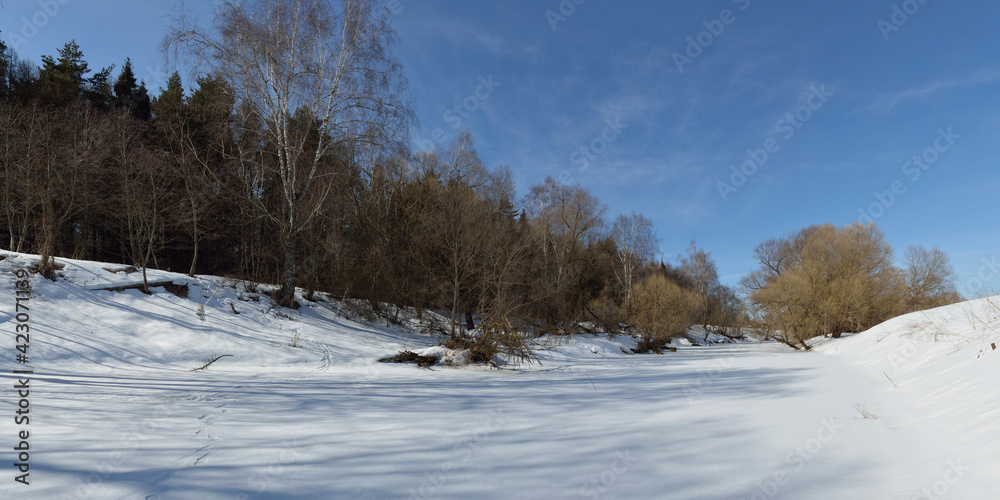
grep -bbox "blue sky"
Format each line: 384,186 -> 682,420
3,0 -> 1000,295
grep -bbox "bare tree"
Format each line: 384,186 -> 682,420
31,103 -> 106,278
610,211 -> 658,320
679,240 -> 719,326
0,102 -> 39,252
522,177 -> 607,330
165,0 -> 411,306
903,245 -> 958,310
108,111 -> 166,292
411,134 -> 491,338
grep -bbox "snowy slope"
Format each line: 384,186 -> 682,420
0,251 -> 998,499
814,297 -> 1000,498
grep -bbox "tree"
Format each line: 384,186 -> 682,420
409,134 -> 491,337
165,0 -> 412,307
0,36 -> 35,102
742,223 -> 906,349
0,33 -> 8,98
610,211 -> 658,320
678,240 -> 719,326
903,245 -> 959,310
29,103 -> 108,278
522,177 -> 607,330
631,274 -> 701,353
111,58 -> 151,120
152,73 -> 234,276
0,102 -> 40,251
38,40 -> 90,106
107,110 -> 165,292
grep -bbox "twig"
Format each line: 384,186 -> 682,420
883,372 -> 898,389
192,354 -> 233,372
585,371 -> 597,391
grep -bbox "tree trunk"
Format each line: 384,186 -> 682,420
465,311 -> 475,332
450,260 -> 459,339
188,202 -> 199,277
278,234 -> 297,308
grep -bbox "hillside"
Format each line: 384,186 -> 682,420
1,251 -> 997,499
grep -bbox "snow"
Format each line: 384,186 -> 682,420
1,250 -> 997,499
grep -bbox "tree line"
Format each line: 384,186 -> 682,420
0,0 -> 960,355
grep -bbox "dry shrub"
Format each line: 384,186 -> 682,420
379,351 -> 438,368
631,275 -> 701,353
441,317 -> 539,367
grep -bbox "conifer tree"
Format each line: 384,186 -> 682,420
114,59 -> 151,120
38,40 -> 90,105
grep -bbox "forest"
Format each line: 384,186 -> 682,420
0,1 -> 961,355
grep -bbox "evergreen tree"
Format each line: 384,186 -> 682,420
114,58 -> 151,120
151,72 -> 184,117
0,32 -> 8,98
86,65 -> 115,111
38,40 -> 90,105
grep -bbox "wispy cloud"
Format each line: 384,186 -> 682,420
859,68 -> 1000,113
421,19 -> 506,55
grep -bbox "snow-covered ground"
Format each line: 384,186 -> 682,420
1,251 -> 997,499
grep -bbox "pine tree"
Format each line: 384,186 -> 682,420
86,65 -> 115,111
38,40 -> 90,105
0,32 -> 8,98
151,72 -> 184,117
113,58 -> 151,120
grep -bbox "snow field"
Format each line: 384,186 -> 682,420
0,251 -> 997,499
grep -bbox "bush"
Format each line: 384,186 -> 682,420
742,223 -> 921,349
631,275 -> 701,353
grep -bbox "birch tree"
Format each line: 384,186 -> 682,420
165,0 -> 411,306
610,211 -> 657,319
